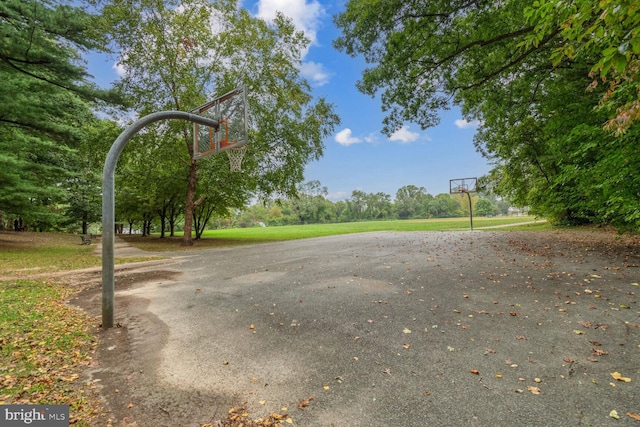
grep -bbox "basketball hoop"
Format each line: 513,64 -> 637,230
450,177 -> 478,231
226,145 -> 247,172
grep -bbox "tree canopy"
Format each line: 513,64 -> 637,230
101,0 -> 339,244
334,0 -> 640,230
0,0 -> 113,229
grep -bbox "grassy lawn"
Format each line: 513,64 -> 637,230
0,232 -> 149,425
0,232 -> 158,278
201,216 -> 546,240
0,280 -> 101,425
119,216 -> 547,251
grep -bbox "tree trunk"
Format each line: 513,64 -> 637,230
158,204 -> 167,238
182,159 -> 197,246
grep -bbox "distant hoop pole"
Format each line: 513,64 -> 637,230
464,191 -> 473,231
450,177 -> 477,232
102,111 -> 220,329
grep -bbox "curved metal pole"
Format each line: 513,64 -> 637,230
102,111 -> 220,328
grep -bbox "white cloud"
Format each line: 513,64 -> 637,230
454,118 -> 481,129
112,61 -> 126,77
300,61 -> 331,87
335,128 -> 362,146
364,132 -> 379,143
388,125 -> 420,143
256,0 -> 324,46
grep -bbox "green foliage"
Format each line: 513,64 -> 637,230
101,0 -> 340,243
523,0 -> 640,133
0,0 -> 118,230
395,185 -> 429,219
475,198 -> 499,217
335,0 -> 640,231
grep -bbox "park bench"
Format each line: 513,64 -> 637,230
80,235 -> 92,245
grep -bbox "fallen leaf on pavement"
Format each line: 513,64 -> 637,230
470,370 -> 479,375
627,412 -> 640,421
297,397 -> 314,408
610,410 -> 620,419
403,328 -> 412,334
527,386 -> 541,395
611,372 -> 632,382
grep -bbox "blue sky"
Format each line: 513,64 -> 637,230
85,0 -> 492,201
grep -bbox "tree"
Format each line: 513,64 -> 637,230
0,0 -> 118,229
474,198 -> 498,217
395,185 -> 428,219
365,192 -> 393,220
102,0 -> 339,245
426,194 -> 460,218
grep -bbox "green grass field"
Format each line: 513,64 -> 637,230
114,216 -> 546,251
116,216 -> 547,251
201,216 -> 546,240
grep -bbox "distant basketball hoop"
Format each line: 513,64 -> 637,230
449,177 -> 477,194
450,177 -> 478,231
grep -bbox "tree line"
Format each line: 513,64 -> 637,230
217,181 -> 510,229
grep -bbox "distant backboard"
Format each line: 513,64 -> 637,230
191,85 -> 248,160
450,177 -> 477,194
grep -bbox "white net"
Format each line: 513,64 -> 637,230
226,146 -> 247,172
